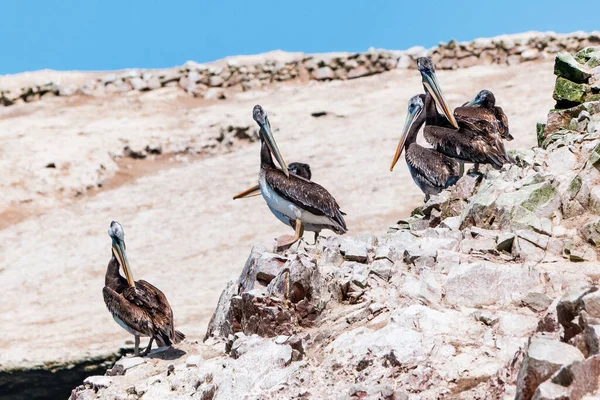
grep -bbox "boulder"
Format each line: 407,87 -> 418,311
554,52 -> 592,83
532,355 -> 600,400
515,336 -> 584,400
553,76 -> 593,106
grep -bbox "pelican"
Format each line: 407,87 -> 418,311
233,162 -> 312,200
390,94 -> 461,201
103,221 -> 184,356
252,105 -> 347,249
417,57 -> 511,170
456,89 -> 512,141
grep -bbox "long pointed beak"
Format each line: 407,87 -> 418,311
260,118 -> 289,177
390,106 -> 420,171
421,70 -> 459,129
112,240 -> 135,288
233,184 -> 261,200
465,96 -> 483,107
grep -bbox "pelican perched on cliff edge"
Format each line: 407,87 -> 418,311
417,57 -> 511,171
252,105 -> 347,249
103,221 -> 184,356
390,94 -> 461,201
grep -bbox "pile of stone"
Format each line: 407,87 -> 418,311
539,46 -> 600,146
2,31 -> 599,108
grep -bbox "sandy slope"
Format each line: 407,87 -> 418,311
0,59 -> 555,368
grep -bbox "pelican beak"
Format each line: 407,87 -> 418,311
420,69 -> 459,129
465,96 -> 483,107
260,117 -> 289,177
112,239 -> 135,288
391,104 -> 421,171
233,184 -> 261,200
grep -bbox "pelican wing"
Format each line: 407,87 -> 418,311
126,280 -> 180,345
454,106 -> 499,136
423,125 -> 509,169
265,167 -> 347,232
495,106 -> 511,140
406,145 -> 460,189
103,286 -> 153,336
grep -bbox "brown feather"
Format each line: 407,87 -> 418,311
103,257 -> 184,347
264,166 -> 347,233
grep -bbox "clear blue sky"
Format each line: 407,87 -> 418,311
2,0 -> 599,74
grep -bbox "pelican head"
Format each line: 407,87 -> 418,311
416,57 -> 459,129
466,89 -> 496,108
289,162 -> 312,180
390,94 -> 425,171
108,221 -> 135,288
253,105 -> 289,177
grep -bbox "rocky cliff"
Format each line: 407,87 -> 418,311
68,48 -> 600,399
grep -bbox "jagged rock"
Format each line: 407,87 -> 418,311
497,232 -> 516,252
83,376 -> 113,390
532,355 -> 600,400
369,259 -> 393,281
557,286 -> 598,341
553,76 -> 592,106
554,52 -> 592,83
204,280 -> 237,340
582,316 -> 600,355
582,291 -> 600,318
460,237 -> 497,253
522,292 -> 553,313
575,46 -> 600,68
515,336 -> 584,400
582,218 -> 600,245
340,238 -> 369,263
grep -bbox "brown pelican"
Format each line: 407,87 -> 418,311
390,94 -> 461,201
103,221 -> 184,356
417,57 -> 511,170
252,105 -> 347,249
233,162 -> 312,200
456,89 -> 512,141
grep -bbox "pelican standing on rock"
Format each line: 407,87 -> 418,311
233,162 -> 312,200
103,221 -> 184,356
390,94 -> 461,201
417,57 -> 511,171
252,105 -> 347,249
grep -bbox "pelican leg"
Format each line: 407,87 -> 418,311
134,335 -> 140,357
425,194 -> 431,202
313,231 -> 319,245
140,337 -> 154,356
276,219 -> 304,250
283,269 -> 291,300
467,163 -> 481,175
459,161 -> 465,177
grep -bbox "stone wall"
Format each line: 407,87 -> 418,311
1,31 -> 599,108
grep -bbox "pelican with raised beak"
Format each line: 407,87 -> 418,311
251,105 -> 347,248
417,57 -> 511,171
390,94 -> 461,201
103,221 -> 184,356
